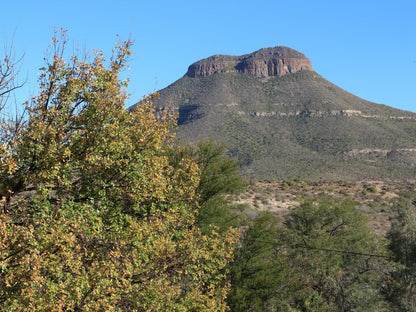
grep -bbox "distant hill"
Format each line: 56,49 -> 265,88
130,46 -> 416,181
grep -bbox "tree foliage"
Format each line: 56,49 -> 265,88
0,30 -> 238,311
228,198 -> 392,312
169,139 -> 246,234
227,211 -> 302,312
386,195 -> 416,311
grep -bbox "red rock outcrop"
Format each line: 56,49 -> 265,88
186,46 -> 313,78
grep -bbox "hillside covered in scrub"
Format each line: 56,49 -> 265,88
132,47 -> 416,181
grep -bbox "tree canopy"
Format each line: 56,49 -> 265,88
386,195 -> 416,311
0,30 -> 238,311
228,198 -> 393,312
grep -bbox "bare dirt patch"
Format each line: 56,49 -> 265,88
231,179 -> 416,235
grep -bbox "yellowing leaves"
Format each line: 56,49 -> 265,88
0,30 -> 237,312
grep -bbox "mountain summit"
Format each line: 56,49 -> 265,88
186,46 -> 313,78
131,47 -> 416,181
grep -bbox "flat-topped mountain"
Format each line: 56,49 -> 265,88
131,47 -> 416,181
186,46 -> 313,78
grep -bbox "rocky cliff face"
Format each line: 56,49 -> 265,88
186,46 -> 313,78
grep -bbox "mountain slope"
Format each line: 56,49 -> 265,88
131,47 -> 416,181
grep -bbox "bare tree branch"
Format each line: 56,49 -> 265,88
0,34 -> 25,111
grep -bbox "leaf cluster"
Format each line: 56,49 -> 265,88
385,197 -> 416,311
169,139 -> 247,234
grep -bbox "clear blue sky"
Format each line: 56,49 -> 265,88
2,0 -> 415,112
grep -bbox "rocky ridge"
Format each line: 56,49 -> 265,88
186,46 -> 313,78
236,109 -> 416,119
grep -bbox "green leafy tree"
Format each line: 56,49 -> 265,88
228,198 -> 392,312
169,139 -> 246,234
283,198 -> 392,311
0,30 -> 237,311
228,211 -> 310,312
386,195 -> 416,311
